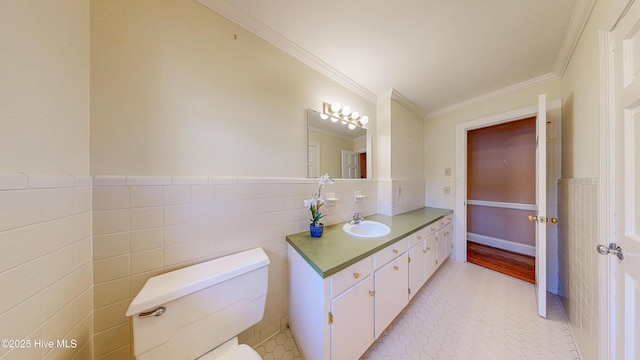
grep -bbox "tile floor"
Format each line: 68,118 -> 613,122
256,260 -> 580,360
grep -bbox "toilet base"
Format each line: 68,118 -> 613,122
198,337 -> 262,360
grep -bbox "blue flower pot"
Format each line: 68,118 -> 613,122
310,223 -> 324,238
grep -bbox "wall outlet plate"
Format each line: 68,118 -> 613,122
444,168 -> 452,176
444,186 -> 451,194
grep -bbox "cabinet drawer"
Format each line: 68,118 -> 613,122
331,256 -> 372,298
426,223 -> 438,236
408,228 -> 427,248
438,218 -> 447,227
375,240 -> 408,270
445,214 -> 453,223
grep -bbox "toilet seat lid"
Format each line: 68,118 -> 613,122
198,344 -> 261,360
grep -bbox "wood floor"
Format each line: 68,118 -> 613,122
466,241 -> 536,284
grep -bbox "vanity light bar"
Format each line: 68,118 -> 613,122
322,102 -> 369,128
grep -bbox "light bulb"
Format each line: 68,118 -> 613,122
351,111 -> 360,120
348,123 -> 356,130
330,101 -> 341,113
341,120 -> 347,125
359,115 -> 369,125
342,106 -> 352,117
331,117 -> 339,123
320,113 -> 329,120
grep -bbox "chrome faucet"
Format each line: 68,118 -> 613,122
349,213 -> 364,224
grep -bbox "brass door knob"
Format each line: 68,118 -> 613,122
353,272 -> 360,279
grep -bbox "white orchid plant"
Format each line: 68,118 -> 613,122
305,174 -> 335,227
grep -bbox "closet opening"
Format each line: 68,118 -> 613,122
465,117 -> 537,283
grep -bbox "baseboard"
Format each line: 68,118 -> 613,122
467,233 -> 535,257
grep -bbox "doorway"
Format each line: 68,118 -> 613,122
454,99 -> 562,293
465,117 -> 537,283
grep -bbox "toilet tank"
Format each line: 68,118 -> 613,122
126,248 -> 270,360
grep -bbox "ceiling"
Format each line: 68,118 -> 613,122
198,0 -> 592,118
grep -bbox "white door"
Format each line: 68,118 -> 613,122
341,150 -> 358,179
609,2 -> 640,357
533,94 -> 548,318
308,142 -> 320,178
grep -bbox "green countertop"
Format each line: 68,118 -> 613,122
286,207 -> 453,278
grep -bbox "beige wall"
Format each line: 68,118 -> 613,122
89,0 -> 375,178
424,79 -> 562,187
391,100 -> 425,180
0,0 -> 90,175
561,0 -> 612,179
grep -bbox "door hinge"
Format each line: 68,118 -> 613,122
436,259 -> 438,265
328,312 -> 333,324
408,288 -> 411,295
408,257 -> 411,263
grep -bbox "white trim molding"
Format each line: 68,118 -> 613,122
196,0 -> 378,103
466,200 -> 537,211
553,0 -> 598,77
426,73 -> 559,119
378,89 -> 426,119
467,233 -> 536,257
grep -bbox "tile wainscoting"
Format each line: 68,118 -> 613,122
0,174 -> 93,360
91,176 -> 378,359
558,178 -> 600,360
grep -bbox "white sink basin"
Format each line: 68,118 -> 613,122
342,220 -> 391,239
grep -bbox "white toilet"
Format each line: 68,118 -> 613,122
126,247 -> 270,359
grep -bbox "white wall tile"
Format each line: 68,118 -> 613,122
130,207 -> 163,230
93,209 -> 130,236
42,245 -> 76,287
43,188 -> 76,221
93,186 -> 129,211
129,186 -> 163,208
0,259 -> 42,314
0,189 -> 42,232
0,224 -> 42,273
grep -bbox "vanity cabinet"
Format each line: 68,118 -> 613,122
287,209 -> 454,360
408,229 -> 427,300
374,246 -> 408,338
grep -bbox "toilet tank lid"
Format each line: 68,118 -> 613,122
126,247 -> 270,317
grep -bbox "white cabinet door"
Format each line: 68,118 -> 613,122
408,241 -> 426,300
331,275 -> 374,360
436,227 -> 446,268
374,253 -> 408,338
444,222 -> 453,258
425,232 -> 437,279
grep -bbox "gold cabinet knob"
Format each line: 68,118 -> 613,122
423,249 -> 428,253
369,290 -> 375,297
353,272 -> 360,279
426,247 -> 431,251
393,249 -> 398,254
549,217 -> 559,224
417,236 -> 423,240
393,265 -> 399,271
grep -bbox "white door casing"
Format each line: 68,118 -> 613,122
534,94 -> 548,318
602,1 -> 640,358
454,99 -> 562,299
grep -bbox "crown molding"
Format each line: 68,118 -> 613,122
425,72 -> 560,119
553,0 -> 598,77
377,89 -> 426,119
196,0 -> 378,104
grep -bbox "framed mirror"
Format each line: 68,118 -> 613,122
307,109 -> 371,179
